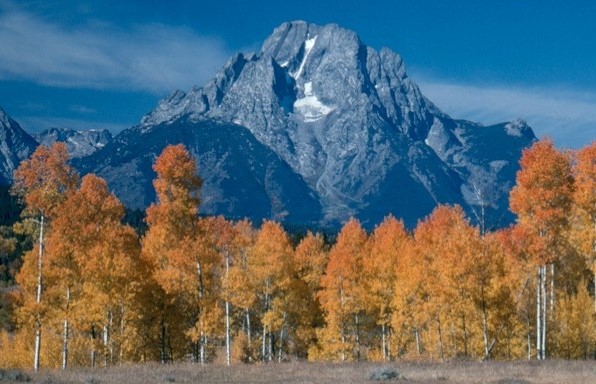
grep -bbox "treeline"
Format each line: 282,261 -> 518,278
0,139 -> 595,370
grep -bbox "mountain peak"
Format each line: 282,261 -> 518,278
33,127 -> 113,159
0,106 -> 38,185
260,21 -> 360,67
0,106 -> 11,127
88,21 -> 536,229
505,118 -> 534,139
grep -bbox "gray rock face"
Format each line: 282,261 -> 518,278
84,21 -> 536,229
76,118 -> 322,226
0,107 -> 38,185
33,127 -> 112,159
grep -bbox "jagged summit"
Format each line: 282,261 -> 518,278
81,21 -> 536,229
33,127 -> 112,159
141,21 -> 442,137
0,106 -> 38,185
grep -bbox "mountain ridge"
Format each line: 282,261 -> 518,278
96,20 -> 533,229
2,21 -> 536,229
33,127 -> 113,159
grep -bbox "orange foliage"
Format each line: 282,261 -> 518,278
510,138 -> 574,264
316,218 -> 368,361
12,143 -> 78,219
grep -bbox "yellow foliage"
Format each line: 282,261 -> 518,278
551,282 -> 596,359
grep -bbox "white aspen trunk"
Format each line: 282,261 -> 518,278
200,333 -> 205,365
108,311 -> 114,365
62,319 -> 69,370
33,214 -> 44,372
277,327 -> 284,363
33,321 -> 42,372
549,264 -> 555,315
277,317 -> 285,363
481,284 -> 489,360
341,322 -> 346,363
541,265 -> 547,359
261,324 -> 267,362
536,266 -> 542,360
90,326 -> 96,368
381,324 -> 387,361
268,332 -> 274,362
415,329 -> 421,356
225,251 -> 231,366
387,327 -> 391,361
62,286 -> 70,370
482,310 -> 489,359
262,280 -> 269,362
119,303 -> 125,365
246,309 -> 251,347
225,300 -> 231,366
103,322 -> 109,367
355,313 -> 361,361
197,261 -> 204,300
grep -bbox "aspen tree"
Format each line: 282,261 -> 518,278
12,143 -> 78,370
413,205 -> 477,360
293,231 -> 327,358
390,234 -> 422,358
365,216 -> 409,361
226,219 -> 256,362
142,144 -> 203,363
572,142 -> 596,312
203,216 -> 235,366
65,175 -> 141,366
249,221 -> 293,362
317,219 -> 367,361
510,138 -> 574,360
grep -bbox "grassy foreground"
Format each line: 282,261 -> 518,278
1,360 -> 595,384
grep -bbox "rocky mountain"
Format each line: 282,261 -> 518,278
33,127 -> 112,159
76,117 -> 322,225
80,21 -> 536,229
0,106 -> 38,185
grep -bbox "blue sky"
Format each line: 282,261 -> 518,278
1,0 -> 595,148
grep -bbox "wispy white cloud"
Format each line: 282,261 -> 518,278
68,104 -> 96,114
417,79 -> 596,149
0,2 -> 231,93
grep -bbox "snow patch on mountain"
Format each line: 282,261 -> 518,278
292,35 -> 317,80
505,118 -> 531,138
294,82 -> 334,122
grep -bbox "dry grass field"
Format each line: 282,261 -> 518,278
1,360 -> 595,384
